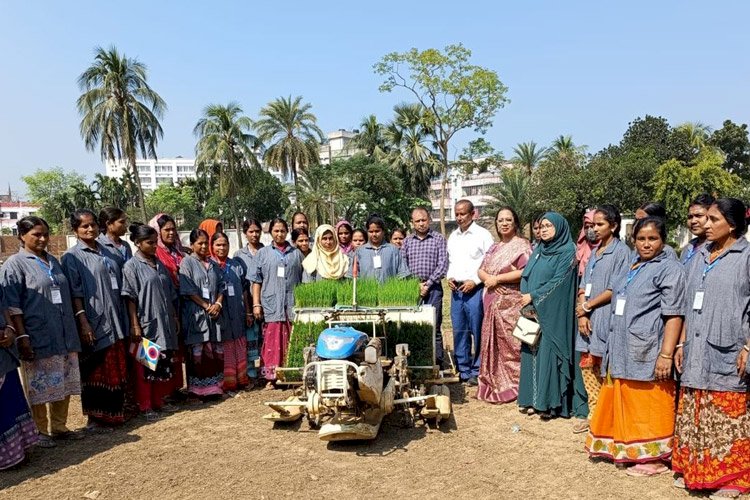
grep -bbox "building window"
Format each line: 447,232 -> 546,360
138,165 -> 150,173
9,212 -> 17,219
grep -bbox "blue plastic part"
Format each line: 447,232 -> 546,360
316,326 -> 369,360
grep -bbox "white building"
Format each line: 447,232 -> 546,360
428,162 -> 513,221
319,129 -> 358,164
0,201 -> 40,235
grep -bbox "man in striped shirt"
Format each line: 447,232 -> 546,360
401,207 -> 448,366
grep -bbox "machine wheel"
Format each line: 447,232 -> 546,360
307,413 -> 321,430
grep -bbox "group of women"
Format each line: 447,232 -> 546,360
476,197 -> 750,499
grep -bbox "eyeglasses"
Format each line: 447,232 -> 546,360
539,223 -> 555,230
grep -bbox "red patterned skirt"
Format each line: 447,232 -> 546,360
672,388 -> 750,494
79,341 -> 129,425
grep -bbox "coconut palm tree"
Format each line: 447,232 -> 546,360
512,141 -> 547,175
255,96 -> 324,204
485,167 -> 534,236
383,103 -> 437,198
353,115 -> 388,156
194,102 -> 262,239
676,122 -> 712,150
77,46 -> 166,220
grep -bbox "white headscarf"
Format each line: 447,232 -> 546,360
302,224 -> 350,279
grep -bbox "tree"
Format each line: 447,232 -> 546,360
353,115 -> 387,157
22,167 -> 86,231
255,95 -> 324,202
586,146 -> 660,214
374,43 -> 509,234
549,135 -> 586,162
145,183 -> 201,229
194,102 -> 262,239
382,103 -> 438,198
512,141 -> 547,176
676,122 -> 712,152
619,115 -> 694,164
458,138 -> 504,175
204,168 -> 289,227
709,120 -> 750,179
77,46 -> 166,220
484,167 -> 534,234
91,172 -> 139,211
651,148 -> 742,230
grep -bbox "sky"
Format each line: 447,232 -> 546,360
1,1 -> 749,197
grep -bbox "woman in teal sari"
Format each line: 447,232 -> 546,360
518,212 -> 579,419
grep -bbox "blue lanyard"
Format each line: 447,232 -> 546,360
34,256 -> 58,286
272,245 -> 288,265
702,251 -> 728,281
622,259 -> 649,292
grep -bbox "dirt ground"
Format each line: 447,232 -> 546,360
2,320 -> 694,499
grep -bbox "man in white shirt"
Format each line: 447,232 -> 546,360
447,199 -> 494,385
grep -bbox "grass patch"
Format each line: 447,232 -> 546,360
377,278 -> 421,306
294,281 -> 338,308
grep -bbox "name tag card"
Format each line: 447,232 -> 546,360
277,266 -> 286,278
584,283 -> 592,298
110,275 -> 119,290
693,291 -> 704,311
51,286 -> 63,305
373,255 -> 382,269
227,284 -> 235,297
202,286 -> 210,300
615,296 -> 626,316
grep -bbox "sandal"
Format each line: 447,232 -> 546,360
53,429 -> 85,440
624,463 -> 669,477
84,423 -> 114,435
143,410 -> 163,422
36,435 -> 57,448
572,419 -> 590,434
159,403 -> 179,413
709,488 -> 741,499
673,477 -> 685,489
539,412 -> 554,421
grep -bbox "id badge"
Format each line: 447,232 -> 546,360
614,296 -> 626,316
584,283 -> 592,298
50,285 -> 63,304
227,284 -> 235,297
277,266 -> 286,278
693,290 -> 705,311
373,255 -> 382,269
201,286 -> 210,300
110,275 -> 119,290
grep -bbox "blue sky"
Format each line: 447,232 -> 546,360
1,1 -> 748,196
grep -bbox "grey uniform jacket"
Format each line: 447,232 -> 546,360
576,238 -> 631,356
681,238 -> 750,390
346,242 -> 410,283
122,253 -> 179,350
62,241 -> 128,352
603,250 -> 686,381
216,257 -> 246,341
179,255 -> 225,345
1,249 -> 81,359
96,233 -> 133,269
251,244 -> 302,323
234,244 -> 263,287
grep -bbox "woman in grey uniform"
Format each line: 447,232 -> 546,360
211,231 -> 249,392
62,209 -> 129,430
179,228 -> 225,398
96,207 -> 132,268
233,219 -> 263,382
2,216 -> 81,448
573,205 -> 630,433
673,198 -> 750,498
585,216 -> 685,477
122,224 -> 179,421
347,214 -> 410,283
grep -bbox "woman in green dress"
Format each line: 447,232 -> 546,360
518,212 -> 579,419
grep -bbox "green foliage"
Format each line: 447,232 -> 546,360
485,167 -> 535,232
512,141 -> 547,176
619,115 -> 694,165
651,149 -> 742,229
384,321 -> 434,368
377,278 -> 421,306
353,115 -> 388,157
284,320 -> 327,379
586,146 -> 660,213
77,45 -> 166,219
294,281 -> 338,308
709,120 -> 750,179
458,137 -> 504,175
145,183 -> 201,230
353,278 -> 379,307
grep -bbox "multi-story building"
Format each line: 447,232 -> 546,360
0,200 -> 40,235
319,129 -> 358,165
105,157 -> 198,192
428,162 -> 512,221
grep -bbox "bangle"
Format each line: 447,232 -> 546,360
15,334 -> 29,341
675,343 -> 684,349
658,352 -> 673,360
581,302 -> 592,313
743,345 -> 750,353
75,310 -> 86,317
253,305 -> 262,309
5,325 -> 16,333
215,302 -> 222,309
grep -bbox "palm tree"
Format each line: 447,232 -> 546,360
353,115 -> 388,156
676,122 -> 712,150
255,96 -> 324,204
383,103 -> 437,198
77,46 -> 166,220
194,102 -> 262,240
295,167 -> 337,227
512,141 -> 547,175
485,167 -> 534,236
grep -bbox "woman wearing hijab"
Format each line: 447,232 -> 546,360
199,219 -> 223,258
517,212 -> 579,419
302,224 -> 350,282
335,220 -> 354,255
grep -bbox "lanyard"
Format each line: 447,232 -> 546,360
684,243 -> 698,263
272,245 -> 289,265
702,250 -> 729,281
622,259 -> 649,292
34,256 -> 58,286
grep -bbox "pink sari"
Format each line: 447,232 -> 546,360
477,237 -> 532,403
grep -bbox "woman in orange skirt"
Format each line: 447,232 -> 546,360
673,198 -> 750,499
584,216 -> 686,477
